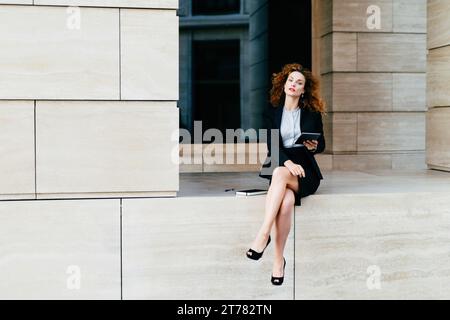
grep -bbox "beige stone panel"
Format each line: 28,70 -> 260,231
333,0 -> 393,32
320,32 -> 357,73
393,0 -> 426,33
315,154 -> 333,171
427,0 -> 450,49
320,33 -> 332,74
332,73 -> 392,112
358,113 -> 425,151
392,152 -> 426,170
179,144 -> 203,173
333,32 -> 357,71
318,0 -> 332,36
332,113 -> 357,152
295,192 -> 450,299
121,9 -> 178,100
178,142 -> 269,173
427,107 -> 450,170
0,101 -> 35,198
203,164 -> 263,173
0,6 -> 119,100
358,33 -> 426,72
0,0 -> 32,4
36,101 -> 178,195
179,164 -> 203,173
427,46 -> 450,107
322,111 -> 332,152
203,143 -> 265,164
321,33 -> 357,73
122,197 -> 294,299
393,73 -> 426,111
249,143 -> 268,160
333,152 -> 427,171
34,0 -> 178,9
0,199 -> 120,299
312,36 -> 321,76
320,73 -> 332,110
202,143 -> 267,173
332,154 -> 392,170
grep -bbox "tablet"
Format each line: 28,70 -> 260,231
295,132 -> 321,144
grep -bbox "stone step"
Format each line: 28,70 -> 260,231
1,189 -> 449,299
295,192 -> 450,299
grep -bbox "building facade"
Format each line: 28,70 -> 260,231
0,0 -> 450,300
179,0 -> 450,172
1,0 -> 449,200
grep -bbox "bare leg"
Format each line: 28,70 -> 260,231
249,166 -> 299,252
272,188 -> 295,277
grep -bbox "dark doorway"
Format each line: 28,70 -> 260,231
192,40 -> 241,141
268,0 -> 312,75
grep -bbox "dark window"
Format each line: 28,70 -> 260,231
192,40 -> 241,141
268,0 -> 312,74
192,0 -> 240,15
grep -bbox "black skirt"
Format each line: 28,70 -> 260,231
267,146 -> 320,206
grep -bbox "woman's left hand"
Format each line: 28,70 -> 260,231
303,139 -> 318,152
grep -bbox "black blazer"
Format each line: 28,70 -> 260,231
259,105 -> 325,180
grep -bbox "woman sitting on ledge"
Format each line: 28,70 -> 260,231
246,63 -> 326,286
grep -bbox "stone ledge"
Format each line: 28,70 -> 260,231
0,0 -> 178,9
427,164 -> 450,173
36,191 -> 177,200
0,193 -> 35,200
179,143 -> 333,173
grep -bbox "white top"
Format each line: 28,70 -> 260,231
280,106 -> 302,148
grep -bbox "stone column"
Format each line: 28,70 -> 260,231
248,0 -> 269,133
426,0 -> 450,172
314,0 -> 427,170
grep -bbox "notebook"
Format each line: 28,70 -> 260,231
236,189 -> 268,196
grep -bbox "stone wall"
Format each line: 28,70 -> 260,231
426,0 -> 450,172
314,0 -> 427,170
0,1 -> 179,199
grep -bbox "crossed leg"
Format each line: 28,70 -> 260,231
249,166 -> 299,274
272,188 -> 295,277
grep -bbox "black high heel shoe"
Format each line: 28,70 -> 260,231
271,257 -> 286,286
246,235 -> 271,260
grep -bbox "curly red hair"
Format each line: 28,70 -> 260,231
270,63 -> 326,114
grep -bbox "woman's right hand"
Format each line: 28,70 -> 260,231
283,160 -> 306,178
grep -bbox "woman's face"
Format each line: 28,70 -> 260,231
284,71 -> 305,98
